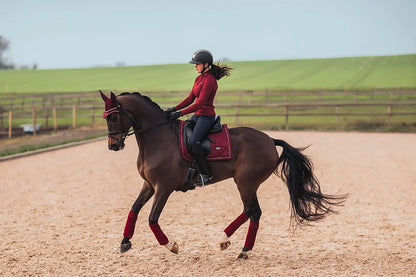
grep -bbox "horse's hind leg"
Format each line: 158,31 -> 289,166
121,181 -> 154,253
220,192 -> 262,259
220,212 -> 250,250
238,196 -> 261,259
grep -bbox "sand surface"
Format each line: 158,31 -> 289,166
0,131 -> 415,276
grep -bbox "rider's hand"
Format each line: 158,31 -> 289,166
168,111 -> 181,120
164,107 -> 176,119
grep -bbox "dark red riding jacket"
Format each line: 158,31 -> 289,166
175,72 -> 218,116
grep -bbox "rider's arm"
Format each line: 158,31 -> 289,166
179,77 -> 216,116
174,91 -> 195,111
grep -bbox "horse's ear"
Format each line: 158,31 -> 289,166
99,90 -> 108,102
110,92 -> 117,106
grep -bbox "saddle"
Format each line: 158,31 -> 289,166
179,116 -> 232,162
177,116 -> 232,192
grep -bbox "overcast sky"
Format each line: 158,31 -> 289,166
1,0 -> 415,69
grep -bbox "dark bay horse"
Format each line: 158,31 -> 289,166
100,91 -> 346,259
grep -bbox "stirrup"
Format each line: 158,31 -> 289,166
195,174 -> 213,187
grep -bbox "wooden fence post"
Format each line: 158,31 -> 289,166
32,105 -> 37,136
285,105 -> 289,130
336,106 -> 340,124
73,105 -> 77,128
235,106 -> 239,125
53,106 -> 58,132
45,109 -> 49,128
91,107 -> 95,127
388,105 -> 392,124
8,110 -> 12,139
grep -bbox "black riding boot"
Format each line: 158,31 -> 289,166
192,145 -> 213,186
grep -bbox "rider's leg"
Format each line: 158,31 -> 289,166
186,114 -> 198,129
189,115 -> 215,186
192,142 -> 212,185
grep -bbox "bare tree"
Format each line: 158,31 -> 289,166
0,35 -> 14,69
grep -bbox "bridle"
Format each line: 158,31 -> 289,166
104,105 -> 136,144
103,104 -> 168,145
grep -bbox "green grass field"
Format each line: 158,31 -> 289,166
0,54 -> 415,94
1,54 -> 415,136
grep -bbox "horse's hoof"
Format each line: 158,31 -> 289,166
219,240 -> 231,251
237,251 -> 249,259
120,241 -> 132,253
170,242 -> 179,254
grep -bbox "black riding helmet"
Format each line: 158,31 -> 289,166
189,49 -> 213,65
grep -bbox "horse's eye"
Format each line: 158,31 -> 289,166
107,114 -> 118,122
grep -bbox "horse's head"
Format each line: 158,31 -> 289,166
100,91 -> 135,151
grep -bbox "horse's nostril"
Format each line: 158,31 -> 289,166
109,144 -> 118,151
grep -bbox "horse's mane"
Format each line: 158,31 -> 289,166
119,92 -> 179,133
119,92 -> 164,114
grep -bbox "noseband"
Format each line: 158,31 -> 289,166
104,104 -> 168,144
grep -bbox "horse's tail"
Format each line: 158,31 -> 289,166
273,139 -> 347,226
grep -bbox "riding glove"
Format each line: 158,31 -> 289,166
165,107 -> 176,113
168,111 -> 181,120
164,107 -> 176,119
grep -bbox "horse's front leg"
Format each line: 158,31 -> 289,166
148,186 -> 178,254
120,181 -> 154,253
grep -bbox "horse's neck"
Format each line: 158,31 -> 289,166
123,95 -> 164,130
127,97 -> 177,157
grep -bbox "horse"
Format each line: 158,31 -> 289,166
100,91 -> 347,259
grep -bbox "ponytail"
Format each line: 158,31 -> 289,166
209,62 -> 233,80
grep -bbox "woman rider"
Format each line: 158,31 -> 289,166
166,49 -> 232,186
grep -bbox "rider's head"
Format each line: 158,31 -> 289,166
189,49 -> 213,74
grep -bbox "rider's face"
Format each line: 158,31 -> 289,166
195,63 -> 208,73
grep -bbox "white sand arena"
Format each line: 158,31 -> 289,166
0,131 -> 415,276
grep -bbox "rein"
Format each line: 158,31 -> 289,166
104,104 -> 169,143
